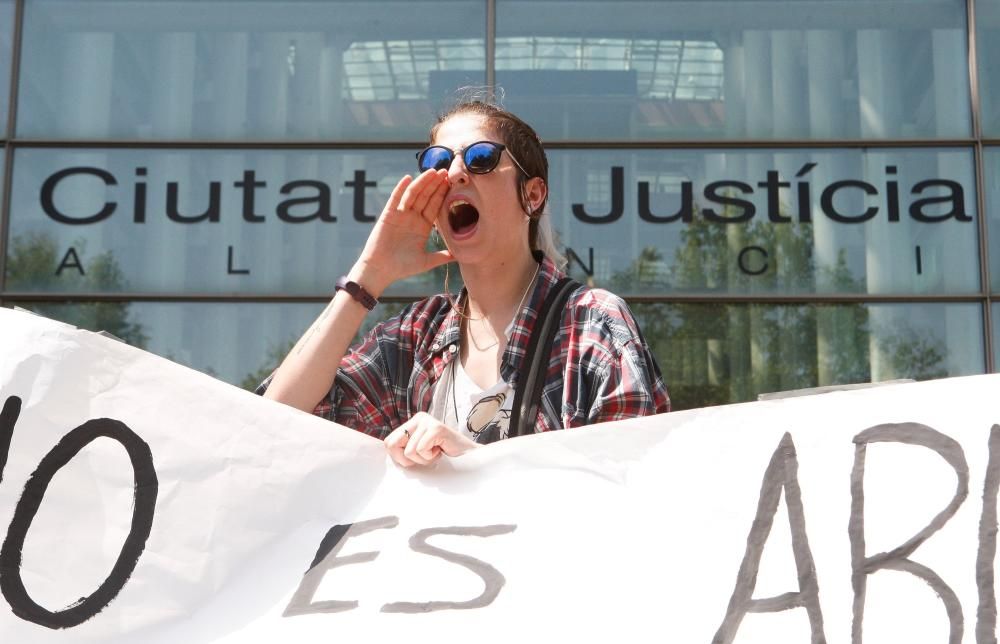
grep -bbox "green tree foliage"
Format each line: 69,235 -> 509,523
6,233 -> 148,347
240,339 -> 296,391
879,325 -> 948,381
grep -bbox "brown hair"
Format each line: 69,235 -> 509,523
430,100 -> 551,251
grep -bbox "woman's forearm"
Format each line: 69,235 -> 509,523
263,263 -> 390,413
264,170 -> 450,414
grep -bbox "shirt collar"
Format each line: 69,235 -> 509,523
427,298 -> 463,362
501,254 -> 564,385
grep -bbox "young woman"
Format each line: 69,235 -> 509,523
262,101 -> 669,467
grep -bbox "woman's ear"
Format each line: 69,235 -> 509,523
524,177 -> 547,215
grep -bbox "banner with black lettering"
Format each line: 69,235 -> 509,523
0,307 -> 998,643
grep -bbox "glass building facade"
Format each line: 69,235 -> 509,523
1,0 -> 996,410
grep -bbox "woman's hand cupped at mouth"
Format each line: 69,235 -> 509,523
354,169 -> 455,295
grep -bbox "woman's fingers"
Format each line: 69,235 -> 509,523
405,434 -> 440,466
436,430 -> 477,457
386,414 -> 441,467
384,413 -> 476,468
360,171 -> 450,289
403,418 -> 442,465
398,169 -> 446,213
421,177 -> 450,227
385,420 -> 421,468
385,174 -> 413,213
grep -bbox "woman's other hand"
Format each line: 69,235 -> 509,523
353,169 -> 454,295
385,412 -> 478,467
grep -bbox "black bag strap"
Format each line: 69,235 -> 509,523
508,277 -> 580,438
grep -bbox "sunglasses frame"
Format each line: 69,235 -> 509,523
416,140 -> 530,177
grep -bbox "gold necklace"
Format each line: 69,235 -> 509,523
466,319 -> 500,351
463,263 -> 540,353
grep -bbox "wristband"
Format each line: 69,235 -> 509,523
335,276 -> 378,311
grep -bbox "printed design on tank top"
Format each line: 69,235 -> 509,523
469,392 -> 511,444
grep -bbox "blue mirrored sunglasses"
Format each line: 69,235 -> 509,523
416,140 -> 528,176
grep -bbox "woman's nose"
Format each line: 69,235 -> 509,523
447,154 -> 470,184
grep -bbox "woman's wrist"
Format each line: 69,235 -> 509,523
334,277 -> 378,311
346,260 -> 392,299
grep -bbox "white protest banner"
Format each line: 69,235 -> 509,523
0,306 -> 998,643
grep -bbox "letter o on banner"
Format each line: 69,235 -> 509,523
0,419 -> 157,629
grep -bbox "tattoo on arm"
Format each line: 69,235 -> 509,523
295,302 -> 335,356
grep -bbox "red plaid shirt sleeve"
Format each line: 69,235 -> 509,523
558,288 -> 670,428
259,311 -> 413,439
584,336 -> 670,424
321,323 -> 395,436
320,311 -> 418,438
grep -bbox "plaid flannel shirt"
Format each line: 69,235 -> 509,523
261,256 -> 669,439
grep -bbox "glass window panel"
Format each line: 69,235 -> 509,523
550,148 -> 978,295
8,300 -> 983,410
17,0 -> 485,140
978,0 -> 1000,136
0,0 -> 10,136
6,147 -> 450,296
496,0 -> 970,140
986,147 -> 1000,291
631,302 -> 984,410
995,304 -> 1000,369
6,147 -> 978,296
6,300 -> 406,389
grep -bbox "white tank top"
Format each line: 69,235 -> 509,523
430,358 -> 515,442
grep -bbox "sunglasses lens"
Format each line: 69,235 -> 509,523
418,147 -> 453,173
464,143 -> 502,173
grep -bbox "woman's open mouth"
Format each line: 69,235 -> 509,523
448,200 -> 480,238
